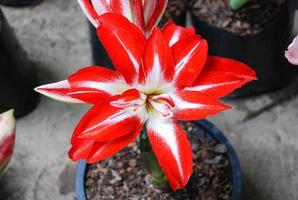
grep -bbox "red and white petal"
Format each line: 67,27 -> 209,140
129,0 -> 146,32
143,0 -> 168,34
87,126 -> 142,163
185,72 -> 248,98
75,88 -> 146,141
139,28 -> 175,87
68,139 -> 95,161
0,110 -> 15,141
75,102 -> 143,142
0,110 -> 16,171
77,0 -> 102,28
110,0 -> 133,19
110,89 -> 147,108
171,90 -> 230,121
69,103 -> 100,161
146,118 -> 192,191
285,34 -> 298,65
203,56 -> 256,81
110,0 -> 145,31
172,37 -> 208,88
97,13 -> 146,83
35,80 -> 84,104
67,66 -> 129,105
162,21 -> 197,47
68,102 -> 143,161
69,89 -> 146,162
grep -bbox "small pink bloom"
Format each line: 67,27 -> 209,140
0,110 -> 16,175
285,34 -> 298,65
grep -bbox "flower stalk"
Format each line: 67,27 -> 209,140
140,128 -> 169,188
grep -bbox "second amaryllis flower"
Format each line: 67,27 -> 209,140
78,0 -> 167,35
36,13 -> 256,191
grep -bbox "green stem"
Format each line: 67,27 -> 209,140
139,128 -> 169,187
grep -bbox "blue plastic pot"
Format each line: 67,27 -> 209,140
75,120 -> 242,200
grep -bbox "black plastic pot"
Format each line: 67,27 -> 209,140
0,0 -> 43,7
159,0 -> 188,27
190,0 -> 297,97
89,23 -> 113,69
76,120 -> 242,200
0,9 -> 39,117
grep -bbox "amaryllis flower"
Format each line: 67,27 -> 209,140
0,110 -> 16,175
35,14 -> 256,190
77,0 -> 167,35
285,34 -> 298,65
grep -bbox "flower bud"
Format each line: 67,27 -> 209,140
0,110 -> 16,175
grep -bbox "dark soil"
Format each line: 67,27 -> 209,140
159,0 -> 188,26
190,0 -> 283,35
85,122 -> 232,200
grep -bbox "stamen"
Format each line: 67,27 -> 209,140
148,96 -> 175,120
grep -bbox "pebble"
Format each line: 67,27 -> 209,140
241,22 -> 251,29
126,167 -> 133,173
98,166 -> 108,173
111,169 -> 122,180
119,169 -> 125,174
196,164 -> 203,171
128,159 -> 137,168
106,186 -> 115,195
117,161 -> 124,168
200,150 -> 209,159
214,144 -> 227,154
109,178 -> 119,185
192,143 -> 200,151
204,155 -> 222,165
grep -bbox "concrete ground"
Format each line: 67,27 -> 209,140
0,1 -> 298,200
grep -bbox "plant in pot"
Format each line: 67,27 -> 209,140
0,8 -> 40,118
0,110 -> 16,176
35,1 -> 256,199
189,0 -> 296,97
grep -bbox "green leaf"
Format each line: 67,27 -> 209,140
230,0 -> 249,10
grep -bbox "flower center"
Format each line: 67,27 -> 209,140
110,88 -> 175,121
146,95 -> 175,120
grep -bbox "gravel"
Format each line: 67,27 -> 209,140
85,122 -> 232,200
190,0 -> 282,35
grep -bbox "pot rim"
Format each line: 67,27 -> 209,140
75,120 -> 242,200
